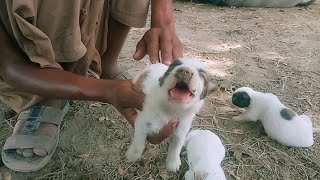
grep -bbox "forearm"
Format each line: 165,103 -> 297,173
151,0 -> 175,29
1,56 -> 112,103
0,25 -> 114,103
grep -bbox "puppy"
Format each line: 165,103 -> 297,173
229,87 -> 315,147
184,130 -> 227,180
125,58 -> 218,172
194,0 -> 316,7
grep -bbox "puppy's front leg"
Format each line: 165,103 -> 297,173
125,123 -> 148,162
184,170 -> 194,180
232,110 -> 257,122
166,117 -> 193,172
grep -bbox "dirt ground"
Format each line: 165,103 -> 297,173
1,1 -> 320,180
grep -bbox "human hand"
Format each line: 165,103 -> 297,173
109,79 -> 145,123
133,26 -> 183,65
147,117 -> 179,144
110,80 -> 179,144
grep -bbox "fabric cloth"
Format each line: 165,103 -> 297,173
0,0 -> 150,113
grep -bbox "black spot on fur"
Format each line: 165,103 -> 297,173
198,69 -> 208,99
297,0 -> 317,6
159,59 -> 183,86
232,91 -> 251,108
280,108 -> 296,120
198,69 -> 218,99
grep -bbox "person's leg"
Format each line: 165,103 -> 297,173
97,0 -> 150,80
100,17 -> 131,80
9,62 -> 77,157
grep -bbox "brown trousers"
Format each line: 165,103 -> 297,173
0,0 -> 150,113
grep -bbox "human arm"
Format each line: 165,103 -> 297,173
133,0 -> 183,65
0,23 -> 144,110
0,23 -> 176,144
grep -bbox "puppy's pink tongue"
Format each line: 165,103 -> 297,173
170,88 -> 191,100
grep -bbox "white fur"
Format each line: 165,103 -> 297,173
230,87 -> 315,147
126,58 -> 212,172
184,130 -> 227,180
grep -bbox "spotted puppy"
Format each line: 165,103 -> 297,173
184,130 -> 227,180
125,58 -> 218,172
229,87 -> 316,147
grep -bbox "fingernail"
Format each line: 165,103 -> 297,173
172,118 -> 179,126
163,60 -> 170,65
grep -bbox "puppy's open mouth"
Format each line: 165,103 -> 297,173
169,81 -> 194,103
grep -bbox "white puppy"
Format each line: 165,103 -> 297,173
229,87 -> 315,147
125,58 -> 218,172
184,130 -> 227,180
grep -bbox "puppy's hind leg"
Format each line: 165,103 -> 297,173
125,126 -> 148,162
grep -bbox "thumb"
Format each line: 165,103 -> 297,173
133,39 -> 147,61
163,117 -> 180,136
169,117 -> 179,129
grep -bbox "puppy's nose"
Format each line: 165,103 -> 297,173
175,67 -> 194,80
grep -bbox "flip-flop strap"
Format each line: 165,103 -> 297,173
18,106 -> 65,135
3,135 -> 57,154
115,70 -> 133,80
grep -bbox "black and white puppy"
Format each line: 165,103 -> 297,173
229,87 -> 316,147
125,58 -> 218,172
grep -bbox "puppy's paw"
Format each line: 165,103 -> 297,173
125,146 -> 143,162
166,157 -> 181,172
184,170 -> 194,180
232,116 -> 244,121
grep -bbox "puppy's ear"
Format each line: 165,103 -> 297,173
199,69 -> 219,99
134,70 -> 149,93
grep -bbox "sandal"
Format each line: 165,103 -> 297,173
86,69 -> 132,80
114,70 -> 132,80
1,102 -> 70,172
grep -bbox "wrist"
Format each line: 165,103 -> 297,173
78,78 -> 116,104
151,0 -> 175,30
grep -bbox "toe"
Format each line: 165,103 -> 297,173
33,148 -> 47,157
22,149 -> 34,157
16,149 -> 23,155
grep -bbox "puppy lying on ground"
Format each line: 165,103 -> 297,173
184,130 -> 227,180
194,0 -> 316,7
125,58 -> 218,171
229,87 -> 317,147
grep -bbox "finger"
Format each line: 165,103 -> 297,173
133,39 -> 147,61
147,117 -> 179,144
172,37 -> 183,60
156,117 -> 179,140
131,91 -> 145,111
161,117 -> 179,136
121,108 -> 138,126
146,30 -> 160,64
160,33 -> 173,65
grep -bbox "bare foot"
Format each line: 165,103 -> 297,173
12,99 -> 65,157
100,64 -> 128,80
